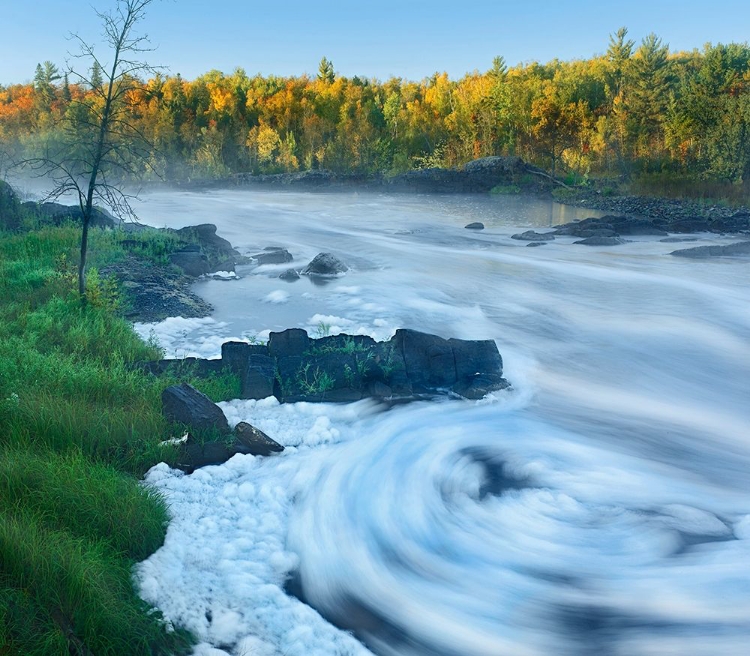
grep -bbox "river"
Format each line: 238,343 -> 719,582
132,189 -> 750,656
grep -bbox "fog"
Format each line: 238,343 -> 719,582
132,189 -> 750,655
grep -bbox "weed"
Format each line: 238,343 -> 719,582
296,363 -> 335,396
314,321 -> 332,337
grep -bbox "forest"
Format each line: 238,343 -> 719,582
1,29 -> 750,193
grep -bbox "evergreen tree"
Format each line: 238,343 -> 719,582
317,57 -> 335,84
90,61 -> 103,89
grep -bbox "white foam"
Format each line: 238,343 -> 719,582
264,290 -> 290,304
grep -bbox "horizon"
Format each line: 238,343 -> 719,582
2,0 -> 750,85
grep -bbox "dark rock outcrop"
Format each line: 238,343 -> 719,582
301,252 -> 349,276
670,241 -> 750,258
171,223 -> 248,274
146,329 -> 510,403
279,268 -> 301,281
168,248 -> 211,277
465,222 -> 485,230
162,383 -> 230,433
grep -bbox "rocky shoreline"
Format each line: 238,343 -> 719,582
560,190 -> 750,235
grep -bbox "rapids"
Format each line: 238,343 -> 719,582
133,189 -> 750,656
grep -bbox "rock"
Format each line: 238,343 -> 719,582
242,354 -> 276,400
252,248 -> 293,265
453,374 -> 511,399
670,241 -> 750,258
221,341 -> 259,375
512,230 -> 555,241
301,252 -> 349,276
660,237 -> 699,243
665,219 -> 710,233
161,383 -> 230,434
394,329 -> 457,389
175,436 -> 236,473
526,242 -> 547,247
611,219 -> 667,236
233,422 -> 284,456
169,249 -> 210,277
100,255 -> 212,322
577,228 -> 617,238
465,222 -> 485,230
574,236 -> 627,246
139,358 -> 223,378
268,328 -> 312,358
175,223 -> 248,269
279,268 -> 300,281
449,338 -> 503,381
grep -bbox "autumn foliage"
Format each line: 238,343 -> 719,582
2,32 -> 750,184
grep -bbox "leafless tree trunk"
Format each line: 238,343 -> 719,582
22,0 -> 160,302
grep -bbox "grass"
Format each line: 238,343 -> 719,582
0,217 -> 210,654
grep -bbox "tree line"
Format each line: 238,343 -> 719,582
2,28 -> 750,184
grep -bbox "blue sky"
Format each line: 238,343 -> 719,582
2,0 -> 750,84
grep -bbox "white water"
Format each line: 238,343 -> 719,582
133,190 -> 750,656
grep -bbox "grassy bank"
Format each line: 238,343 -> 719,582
0,217 -> 238,654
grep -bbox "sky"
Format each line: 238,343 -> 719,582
2,0 -> 750,84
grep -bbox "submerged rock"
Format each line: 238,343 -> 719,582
465,222 -> 485,230
670,241 -> 750,258
574,236 -> 628,246
279,268 -> 301,281
512,230 -> 554,241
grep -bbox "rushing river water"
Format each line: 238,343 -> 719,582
132,189 -> 750,656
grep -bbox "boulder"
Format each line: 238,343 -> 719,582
252,247 -> 293,265
233,422 -> 284,456
279,268 -> 301,281
161,383 -> 230,433
465,222 -> 485,230
670,241 -> 750,258
512,230 -> 554,241
301,252 -> 349,276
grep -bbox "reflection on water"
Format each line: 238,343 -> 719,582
133,189 -> 750,656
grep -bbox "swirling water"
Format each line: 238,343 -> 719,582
133,190 -> 750,656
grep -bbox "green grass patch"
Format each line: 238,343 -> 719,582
0,221 -> 201,654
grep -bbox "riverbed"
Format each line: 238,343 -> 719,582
133,189 -> 750,656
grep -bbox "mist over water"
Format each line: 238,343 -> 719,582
133,189 -> 750,656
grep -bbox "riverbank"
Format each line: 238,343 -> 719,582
0,200 -> 248,654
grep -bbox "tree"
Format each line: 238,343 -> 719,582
317,57 -> 335,84
25,0 -> 159,301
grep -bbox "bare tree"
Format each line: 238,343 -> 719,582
26,0 -> 159,300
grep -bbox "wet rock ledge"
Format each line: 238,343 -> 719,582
145,328 -> 510,404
